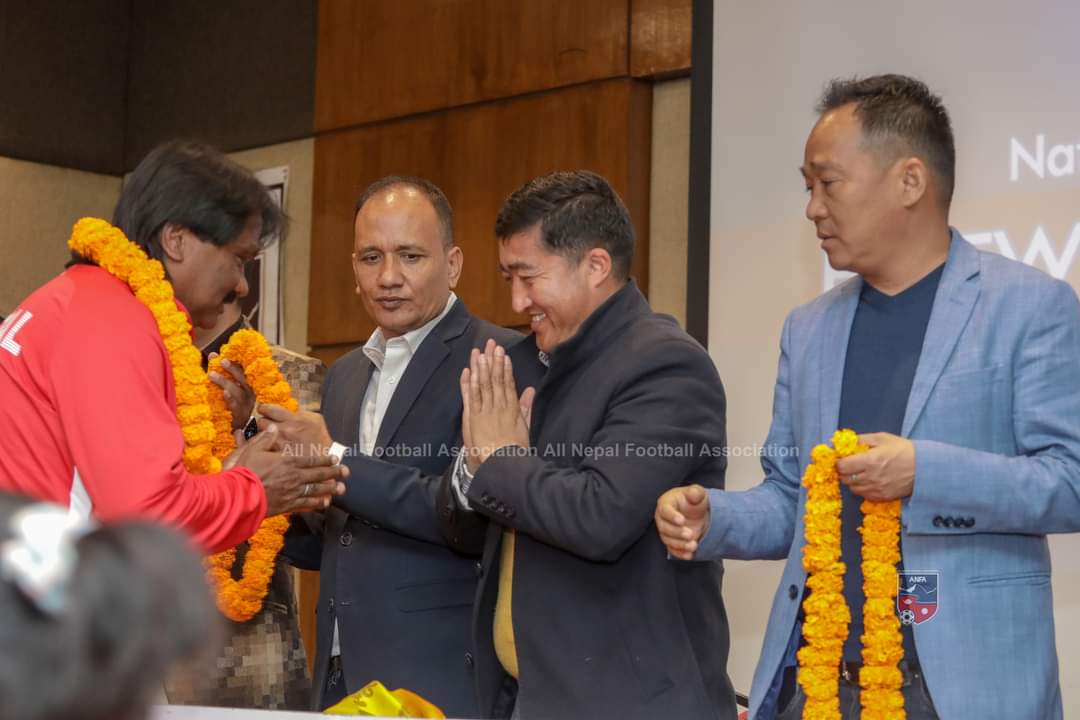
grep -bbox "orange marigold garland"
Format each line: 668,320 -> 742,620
205,330 -> 298,622
798,429 -> 905,720
68,217 -> 295,623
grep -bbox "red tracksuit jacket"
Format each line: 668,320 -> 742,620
0,265 -> 265,553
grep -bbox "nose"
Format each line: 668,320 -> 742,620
805,185 -> 827,223
235,270 -> 250,299
510,279 -> 531,315
378,254 -> 403,288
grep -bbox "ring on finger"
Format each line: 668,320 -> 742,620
851,473 -> 859,483
302,483 -> 310,497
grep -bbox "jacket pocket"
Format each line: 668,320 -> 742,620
967,571 -> 1050,587
394,578 -> 476,613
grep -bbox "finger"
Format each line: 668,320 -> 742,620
219,357 -> 250,386
656,516 -> 695,540
836,454 -> 872,476
468,349 -> 483,412
858,432 -> 889,448
476,351 -> 492,411
490,345 -> 507,408
657,499 -> 686,526
258,403 -> 294,422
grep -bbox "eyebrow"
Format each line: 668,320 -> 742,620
800,161 -> 840,177
355,243 -> 427,254
498,260 -> 537,273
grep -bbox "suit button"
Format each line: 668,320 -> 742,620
932,515 -> 944,527
464,652 -> 474,667
328,598 -> 335,611
474,561 -> 483,578
966,517 -> 976,528
340,531 -> 353,546
943,517 -> 954,528
788,584 -> 799,600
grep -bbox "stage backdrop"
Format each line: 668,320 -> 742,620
707,1 -> 1080,711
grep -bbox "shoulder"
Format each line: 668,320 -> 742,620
54,266 -> 161,339
465,315 -> 522,348
617,312 -> 720,382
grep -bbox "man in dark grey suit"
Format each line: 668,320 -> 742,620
277,176 -> 521,716
438,171 -> 738,720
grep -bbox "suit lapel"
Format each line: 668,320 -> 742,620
375,301 -> 470,449
339,356 -> 374,448
902,233 -> 981,436
819,278 -> 862,436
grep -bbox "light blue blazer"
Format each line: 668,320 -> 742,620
699,231 -> 1080,719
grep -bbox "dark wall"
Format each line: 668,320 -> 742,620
125,0 -> 317,169
0,0 -> 130,175
0,0 -> 317,175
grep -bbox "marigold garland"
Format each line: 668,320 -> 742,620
69,217 -> 296,622
798,429 -> 905,720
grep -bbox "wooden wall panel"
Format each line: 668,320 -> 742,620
631,0 -> 692,78
315,0 -> 629,132
309,79 -> 653,351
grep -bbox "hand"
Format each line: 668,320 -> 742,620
232,426 -> 348,515
655,485 -> 711,560
208,354 -> 257,431
836,432 -> 916,501
460,339 -> 531,473
257,403 -> 333,457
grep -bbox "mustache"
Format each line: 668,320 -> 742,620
222,291 -> 238,305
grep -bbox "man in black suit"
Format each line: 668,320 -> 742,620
438,171 -> 738,719
276,176 -> 521,716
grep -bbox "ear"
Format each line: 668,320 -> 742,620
898,157 -> 929,209
350,252 -> 363,295
446,245 -> 464,289
159,223 -> 188,263
584,247 -> 613,288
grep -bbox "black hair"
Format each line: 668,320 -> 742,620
817,74 -> 956,208
354,175 -> 454,247
0,493 -> 219,720
494,170 -> 634,280
80,140 -> 286,265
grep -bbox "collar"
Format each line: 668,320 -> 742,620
363,292 -> 458,370
544,279 -> 649,376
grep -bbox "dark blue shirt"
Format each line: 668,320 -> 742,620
838,263 -> 943,662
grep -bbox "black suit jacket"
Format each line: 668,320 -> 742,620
439,281 -> 738,720
285,299 -> 520,716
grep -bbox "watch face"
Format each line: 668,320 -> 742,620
243,416 -> 260,441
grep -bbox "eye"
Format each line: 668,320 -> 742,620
401,253 -> 423,263
360,253 -> 380,265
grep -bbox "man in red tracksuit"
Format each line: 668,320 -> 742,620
0,140 -> 347,553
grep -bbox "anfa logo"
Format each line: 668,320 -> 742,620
897,572 -> 938,626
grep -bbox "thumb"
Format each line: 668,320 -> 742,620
858,432 -> 889,449
678,485 -> 709,518
519,387 -> 536,428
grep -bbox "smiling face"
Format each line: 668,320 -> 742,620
352,186 -> 462,338
801,103 -> 908,278
164,216 -> 260,330
498,225 -> 606,353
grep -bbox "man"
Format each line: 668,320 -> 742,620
656,74 -> 1080,719
438,170 -> 738,720
277,177 -> 522,715
0,140 -> 346,553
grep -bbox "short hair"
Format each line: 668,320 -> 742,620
0,493 -> 218,720
110,140 -> 286,262
494,170 -> 634,280
817,74 -> 956,208
354,176 -> 454,247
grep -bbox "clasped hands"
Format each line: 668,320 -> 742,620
654,432 -> 915,560
210,355 -> 347,516
461,339 -> 535,474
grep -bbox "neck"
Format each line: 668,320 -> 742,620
862,223 -> 951,296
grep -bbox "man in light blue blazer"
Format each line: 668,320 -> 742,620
657,74 -> 1080,719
